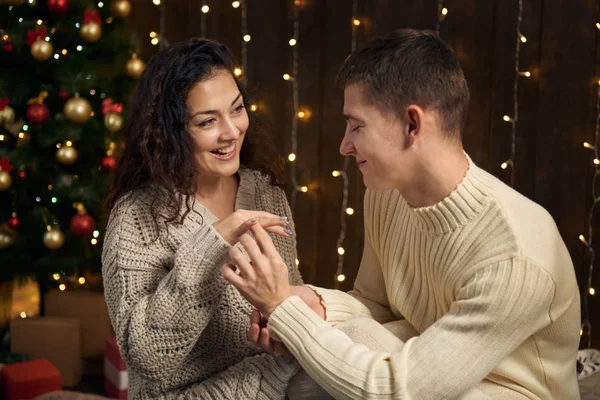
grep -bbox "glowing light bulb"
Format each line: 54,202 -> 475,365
503,115 -> 514,122
93,230 -> 100,238
243,35 -> 251,42
288,153 -> 296,162
337,274 -> 346,282
53,273 -> 60,280
520,34 -> 527,43
59,284 -> 66,291
201,5 -> 210,13
78,277 -> 86,284
150,31 -> 157,38
584,142 -> 594,149
332,170 -> 341,177
590,288 -> 596,296
234,67 -> 243,77
595,159 -> 600,165
289,38 -> 297,46
283,74 -> 291,81
295,258 -> 299,266
299,186 -> 308,193
519,71 -> 531,77
91,238 -> 98,245
441,7 -> 448,16
346,207 -> 354,215
297,111 -> 306,119
337,247 -> 345,255
153,0 -> 160,5
250,104 -> 258,112
232,1 -> 240,8
151,38 -> 159,45
353,19 -> 360,26
580,234 -> 588,244
501,161 -> 509,170
20,312 -> 26,318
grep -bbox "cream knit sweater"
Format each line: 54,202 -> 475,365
102,168 -> 303,399
269,158 -> 581,400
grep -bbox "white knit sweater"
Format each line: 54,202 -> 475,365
102,168 -> 303,399
269,158 -> 581,400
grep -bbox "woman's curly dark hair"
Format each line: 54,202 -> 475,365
106,38 -> 283,226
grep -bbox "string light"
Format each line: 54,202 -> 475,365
250,104 -> 258,112
152,0 -> 160,5
346,207 -> 354,215
502,0 -> 525,187
289,38 -> 297,46
59,284 -> 66,291
201,3 -> 208,36
241,0 -> 248,72
52,273 -> 60,280
288,0 -> 305,209
596,22 -> 600,31
500,160 -> 512,170
201,5 -> 210,13
20,312 -> 26,318
234,67 -> 243,77
297,111 -> 306,119
295,258 -> 299,267
334,0 -> 359,287
232,1 -> 240,7
91,238 -> 98,245
436,1 -> 447,33
93,230 -> 99,238
78,277 -> 86,284
580,43 -> 600,348
353,18 -> 360,26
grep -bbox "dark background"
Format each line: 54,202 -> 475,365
128,0 -> 600,348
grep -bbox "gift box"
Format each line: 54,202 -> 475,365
1,358 -> 61,400
10,316 -> 81,387
104,337 -> 127,399
44,290 -> 113,359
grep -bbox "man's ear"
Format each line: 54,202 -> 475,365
404,105 -> 423,146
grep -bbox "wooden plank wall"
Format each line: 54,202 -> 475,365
128,0 -> 600,347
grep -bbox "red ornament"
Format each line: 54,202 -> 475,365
84,10 -> 102,25
102,98 -> 123,115
26,26 -> 47,46
70,212 -> 95,236
7,214 -> 19,229
0,157 -> 13,173
2,43 -> 12,52
0,98 -> 8,111
58,90 -> 70,100
18,169 -> 26,179
26,103 -> 50,125
47,0 -> 69,13
101,155 -> 117,171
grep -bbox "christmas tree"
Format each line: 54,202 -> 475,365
0,0 -> 142,289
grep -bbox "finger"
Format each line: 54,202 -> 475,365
232,218 -> 259,240
257,217 -> 289,229
259,328 -> 274,353
248,316 -> 260,345
264,225 -> 294,238
240,233 -> 266,266
245,211 -> 288,221
229,246 -> 255,280
272,341 -> 291,356
250,224 -> 280,260
222,263 -> 244,288
250,309 -> 261,325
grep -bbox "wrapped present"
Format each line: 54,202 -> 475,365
104,337 -> 127,399
1,358 -> 61,400
10,316 -> 81,387
44,290 -> 113,359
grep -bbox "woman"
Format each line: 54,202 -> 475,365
102,38 -> 303,399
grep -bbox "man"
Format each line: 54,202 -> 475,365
224,29 -> 581,399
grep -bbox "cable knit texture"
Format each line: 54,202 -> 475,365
102,168 -> 303,399
269,156 -> 581,400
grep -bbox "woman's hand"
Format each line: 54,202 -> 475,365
247,310 -> 290,355
213,210 -> 293,246
223,224 -> 293,318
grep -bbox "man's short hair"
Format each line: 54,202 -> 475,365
337,28 -> 470,139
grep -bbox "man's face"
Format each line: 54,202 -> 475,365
340,84 -> 412,192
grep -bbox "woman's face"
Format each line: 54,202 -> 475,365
186,69 -> 249,179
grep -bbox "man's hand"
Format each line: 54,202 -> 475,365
291,285 -> 326,320
223,224 -> 293,318
248,310 -> 290,355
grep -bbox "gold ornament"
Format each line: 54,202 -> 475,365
80,22 -> 102,43
0,170 -> 12,191
104,111 -> 123,132
56,144 -> 78,165
0,105 -> 15,126
31,39 -> 53,61
43,228 -> 65,250
0,232 -> 14,249
126,54 -> 145,79
110,0 -> 131,18
64,95 -> 92,124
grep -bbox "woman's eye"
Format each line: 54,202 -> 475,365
233,104 -> 245,114
199,118 -> 216,127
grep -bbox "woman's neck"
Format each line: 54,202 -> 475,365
195,173 -> 239,220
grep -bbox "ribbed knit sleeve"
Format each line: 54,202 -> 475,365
309,231 -> 396,325
268,258 -> 555,400
102,198 -> 231,381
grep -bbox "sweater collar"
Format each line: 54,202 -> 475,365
410,154 -> 494,235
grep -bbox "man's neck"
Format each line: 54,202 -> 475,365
400,145 -> 469,208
